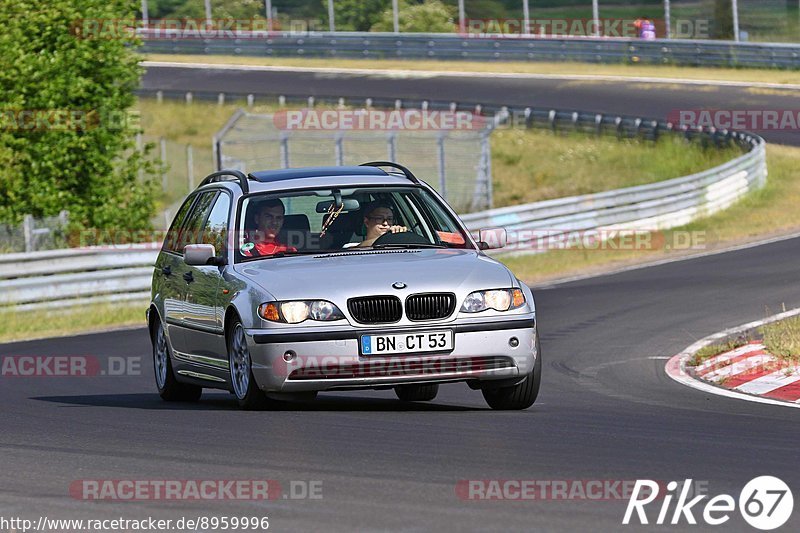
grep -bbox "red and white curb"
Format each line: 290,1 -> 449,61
665,308 -> 800,409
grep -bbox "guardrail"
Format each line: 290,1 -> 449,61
0,99 -> 766,309
139,32 -> 800,69
0,246 -> 158,310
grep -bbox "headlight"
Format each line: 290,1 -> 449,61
259,300 -> 345,324
460,288 -> 526,313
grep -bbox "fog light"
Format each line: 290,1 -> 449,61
509,337 -> 519,348
283,351 -> 296,362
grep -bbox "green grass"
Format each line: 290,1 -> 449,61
0,302 -> 146,344
491,128 -> 739,206
501,143 -> 800,283
761,316 -> 800,363
144,53 -> 800,86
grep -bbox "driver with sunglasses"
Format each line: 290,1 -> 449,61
347,201 -> 408,248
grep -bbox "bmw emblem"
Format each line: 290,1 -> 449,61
392,282 -> 407,290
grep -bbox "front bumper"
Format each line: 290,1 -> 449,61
246,316 -> 537,392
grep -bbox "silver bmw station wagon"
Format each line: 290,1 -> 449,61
147,162 -> 541,410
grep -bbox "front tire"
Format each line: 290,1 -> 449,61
482,334 -> 542,410
152,320 -> 202,402
228,320 -> 271,410
395,383 -> 439,402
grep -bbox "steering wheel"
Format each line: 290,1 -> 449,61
372,230 -> 431,247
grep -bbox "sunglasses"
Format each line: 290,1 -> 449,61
367,215 -> 395,224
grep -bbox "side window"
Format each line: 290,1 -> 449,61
201,192 -> 231,254
175,192 -> 216,254
164,194 -> 196,253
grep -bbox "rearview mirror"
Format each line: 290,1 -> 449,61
316,199 -> 361,213
478,228 -> 507,250
184,244 -> 216,265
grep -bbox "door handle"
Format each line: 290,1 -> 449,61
161,265 -> 171,276
183,271 -> 194,283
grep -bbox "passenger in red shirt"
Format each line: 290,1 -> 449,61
241,198 -> 297,257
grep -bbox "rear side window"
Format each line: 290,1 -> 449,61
163,194 -> 196,253
201,192 -> 231,254
173,192 -> 217,254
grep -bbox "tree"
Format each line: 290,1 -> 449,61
371,0 -> 457,33
0,0 -> 156,230
712,0 -> 734,39
171,0 -> 267,19
324,0 -> 389,32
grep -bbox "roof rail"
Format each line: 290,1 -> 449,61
359,161 -> 420,184
198,169 -> 249,194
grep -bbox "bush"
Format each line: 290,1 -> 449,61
371,0 -> 456,33
0,0 -> 157,230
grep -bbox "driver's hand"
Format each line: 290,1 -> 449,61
389,225 -> 408,233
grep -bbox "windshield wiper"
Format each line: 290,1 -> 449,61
371,243 -> 447,249
256,250 -> 321,259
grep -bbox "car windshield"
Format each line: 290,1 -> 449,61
235,186 -> 473,261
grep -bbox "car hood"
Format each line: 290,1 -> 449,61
233,248 -> 515,302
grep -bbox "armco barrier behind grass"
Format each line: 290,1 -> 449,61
139,33 -> 800,70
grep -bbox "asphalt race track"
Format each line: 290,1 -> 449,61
2,236 -> 800,531
1,66 -> 799,531
141,63 -> 800,146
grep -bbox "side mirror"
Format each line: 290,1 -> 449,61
184,244 -> 217,266
478,228 -> 507,250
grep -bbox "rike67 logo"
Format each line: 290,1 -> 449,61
623,477 -> 793,530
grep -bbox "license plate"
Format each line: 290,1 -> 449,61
360,330 -> 454,356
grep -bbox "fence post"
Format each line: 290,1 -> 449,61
187,144 -> 194,191
217,93 -> 225,106
160,137 -> 167,191
23,214 -> 34,253
387,132 -> 397,162
437,133 -> 447,199
334,133 -> 344,166
280,134 -> 290,168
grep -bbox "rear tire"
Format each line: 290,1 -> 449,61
482,333 -> 541,410
394,383 -> 439,402
228,320 -> 272,410
152,320 -> 202,402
